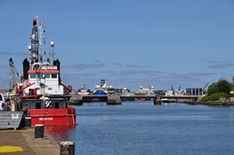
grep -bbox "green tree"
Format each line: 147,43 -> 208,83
207,83 -> 219,96
207,79 -> 232,96
217,79 -> 232,94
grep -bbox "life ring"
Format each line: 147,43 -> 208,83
44,110 -> 48,115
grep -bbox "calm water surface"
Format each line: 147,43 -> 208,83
45,102 -> 234,155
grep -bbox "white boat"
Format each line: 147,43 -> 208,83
93,79 -> 111,96
76,89 -> 90,96
134,85 -> 154,95
165,86 -> 184,97
162,86 -> 184,103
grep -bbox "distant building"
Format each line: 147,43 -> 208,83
186,88 -> 202,95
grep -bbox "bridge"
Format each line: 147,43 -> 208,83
121,95 -> 199,102
70,94 -> 200,105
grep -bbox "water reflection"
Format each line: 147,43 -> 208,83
44,125 -> 76,146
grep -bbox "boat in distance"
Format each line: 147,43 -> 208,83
93,79 -> 110,96
134,84 -> 155,101
8,17 -> 76,126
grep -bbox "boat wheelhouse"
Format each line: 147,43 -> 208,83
24,62 -> 63,95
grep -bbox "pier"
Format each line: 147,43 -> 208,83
70,94 -> 200,105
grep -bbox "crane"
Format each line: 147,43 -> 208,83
200,82 -> 209,95
8,58 -> 22,92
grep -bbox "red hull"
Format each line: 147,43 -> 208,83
28,107 -> 76,126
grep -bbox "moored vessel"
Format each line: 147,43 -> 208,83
134,85 -> 154,95
133,84 -> 155,101
93,79 -> 110,96
10,17 -> 76,126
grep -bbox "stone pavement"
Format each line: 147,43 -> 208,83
0,127 -> 60,155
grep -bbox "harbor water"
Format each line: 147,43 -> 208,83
45,101 -> 234,155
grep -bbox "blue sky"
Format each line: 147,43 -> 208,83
0,0 -> 234,92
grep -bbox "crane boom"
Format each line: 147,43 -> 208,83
203,82 -> 209,91
199,82 -> 209,95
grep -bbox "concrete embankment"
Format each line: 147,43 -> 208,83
0,128 -> 60,155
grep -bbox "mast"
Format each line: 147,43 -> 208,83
28,16 -> 46,69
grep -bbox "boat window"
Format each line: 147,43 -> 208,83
36,102 -> 41,109
30,74 -> 36,78
0,95 -> 2,101
52,74 -> 57,78
37,74 -> 45,78
55,102 -> 59,108
45,74 -> 50,78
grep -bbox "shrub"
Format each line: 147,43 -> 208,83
200,92 -> 228,102
228,93 -> 234,98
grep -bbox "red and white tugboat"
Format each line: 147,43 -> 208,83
14,17 -> 76,126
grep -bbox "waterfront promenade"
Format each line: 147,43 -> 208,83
0,128 -> 59,155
